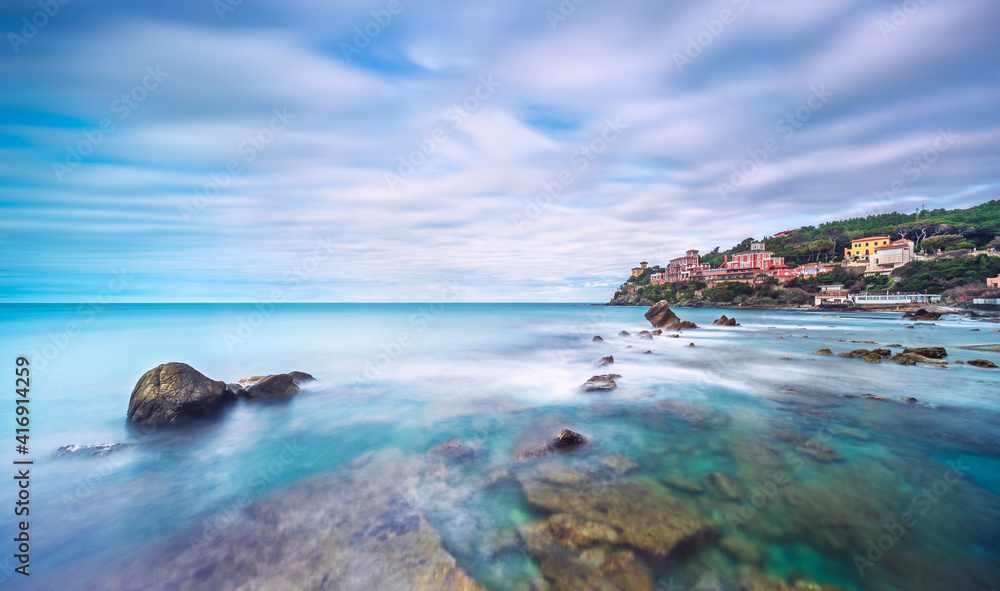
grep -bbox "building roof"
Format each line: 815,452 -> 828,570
851,236 -> 891,243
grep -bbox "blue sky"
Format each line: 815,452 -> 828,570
1,0 -> 998,302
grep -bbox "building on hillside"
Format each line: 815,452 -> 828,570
663,249 -> 710,283
797,263 -> 835,277
987,274 -> 1000,288
723,241 -> 784,270
865,239 -> 915,276
631,261 -> 648,278
767,265 -> 799,282
845,236 -> 891,259
852,292 -> 942,305
815,284 -> 850,306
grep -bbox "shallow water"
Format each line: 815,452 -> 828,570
1,304 -> 998,590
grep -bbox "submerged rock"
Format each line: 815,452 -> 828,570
655,400 -> 730,429
600,453 -> 639,474
519,473 -> 717,558
427,439 -> 475,461
968,358 -> 999,368
54,443 -> 134,457
708,472 -> 742,501
662,474 -> 705,495
126,362 -> 230,424
582,375 -> 619,392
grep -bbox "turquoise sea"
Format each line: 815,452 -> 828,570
0,304 -> 998,590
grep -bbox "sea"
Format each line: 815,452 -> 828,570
0,303 -> 998,590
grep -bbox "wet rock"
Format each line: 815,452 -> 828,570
592,336 -> 604,341
287,371 -> 316,383
844,394 -> 889,401
638,332 -> 654,340
640,350 -> 652,354
891,352 -> 947,365
519,473 -> 718,558
903,346 -> 947,359
905,325 -> 915,329
680,321 -> 699,329
427,439 -> 474,461
712,315 -> 739,326
812,348 -> 834,356
244,373 -> 300,399
515,429 -> 587,460
903,308 -> 943,321
662,474 -> 705,495
54,443 -> 134,457
904,397 -> 918,403
781,356 -> 792,360
655,400 -> 730,429
708,472 -> 742,501
955,360 -> 965,364
871,348 -> 892,357
600,453 -> 639,474
596,355 -> 615,367
618,330 -> 631,337
668,334 -> 680,338
968,358 -> 999,368
688,343 -> 695,347
582,375 -> 618,392
127,362 -> 230,424
644,301 -> 682,329
651,329 -> 663,336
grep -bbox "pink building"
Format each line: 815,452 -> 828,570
652,249 -> 710,284
724,242 -> 784,271
987,274 -> 1000,288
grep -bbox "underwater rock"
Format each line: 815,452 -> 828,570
655,400 -> 730,429
707,472 -> 742,501
662,474 -> 705,495
127,362 -> 230,424
427,439 -> 475,461
526,539 -> 652,591
519,473 -> 717,558
88,452 -> 485,591
583,375 -> 619,392
54,443 -> 134,457
719,535 -> 762,564
600,453 -> 639,474
968,358 -> 999,368
812,348 -> 834,356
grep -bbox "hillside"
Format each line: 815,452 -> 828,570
609,199 -> 1000,305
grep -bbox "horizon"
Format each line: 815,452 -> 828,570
2,0 -> 999,303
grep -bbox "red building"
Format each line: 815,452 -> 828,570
652,249 -> 710,284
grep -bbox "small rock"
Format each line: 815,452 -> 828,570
968,358 -> 999,368
688,343 -> 695,347
640,350 -> 652,354
662,474 -> 704,494
904,397 -> 918,403
592,335 -> 604,341
708,472 -> 742,501
515,429 -> 587,460
596,355 -> 614,366
582,375 -> 618,392
618,330 -> 630,337
427,439 -> 474,461
813,349 -> 834,356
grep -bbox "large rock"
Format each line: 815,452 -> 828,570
968,358 -> 999,368
902,308 -> 942,321
126,363 -> 230,424
244,373 -> 299,399
902,346 -> 947,359
712,315 -> 739,326
644,301 -> 681,329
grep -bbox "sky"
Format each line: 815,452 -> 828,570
1,0 -> 998,303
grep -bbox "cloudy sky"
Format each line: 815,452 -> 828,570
1,0 -> 998,302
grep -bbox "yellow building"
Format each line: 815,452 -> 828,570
845,236 -> 891,258
631,261 -> 648,278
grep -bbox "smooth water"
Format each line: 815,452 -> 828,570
0,304 -> 998,590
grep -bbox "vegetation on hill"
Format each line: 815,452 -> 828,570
891,254 -> 1000,294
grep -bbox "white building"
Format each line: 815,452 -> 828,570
865,239 -> 915,276
852,293 -> 941,305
